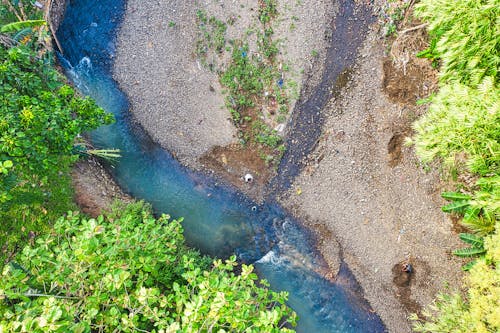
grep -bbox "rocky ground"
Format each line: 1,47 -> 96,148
70,1 -> 466,332
279,7 -> 464,332
72,157 -> 131,217
112,0 -> 332,201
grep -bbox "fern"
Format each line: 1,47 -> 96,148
415,0 -> 499,86
453,247 -> 485,258
413,81 -> 500,175
458,233 -> 483,248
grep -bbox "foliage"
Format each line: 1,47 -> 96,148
415,0 -> 499,86
258,0 -> 278,24
0,19 -> 45,33
195,10 -> 227,57
379,0 -> 411,37
453,233 -> 486,271
0,1 -> 50,53
0,1 -> 41,26
0,157 -> 77,267
411,0 -> 500,330
411,78 -> 499,176
412,225 -> 500,332
0,43 -> 112,263
0,45 -> 113,193
441,177 -> 499,236
0,202 -> 297,332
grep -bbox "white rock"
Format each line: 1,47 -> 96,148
274,123 -> 286,134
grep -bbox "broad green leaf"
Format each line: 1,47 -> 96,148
441,191 -> 471,201
1,20 -> 46,33
453,247 -> 486,258
458,233 -> 484,248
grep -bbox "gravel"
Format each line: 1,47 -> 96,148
112,1 -> 464,332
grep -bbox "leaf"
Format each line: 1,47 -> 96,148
1,20 -> 46,33
441,191 -> 471,201
453,247 -> 486,258
461,259 -> 478,271
458,233 -> 483,247
442,200 -> 470,213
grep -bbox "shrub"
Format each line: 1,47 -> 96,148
415,0 -> 499,86
0,202 -> 296,332
0,45 -> 113,264
0,46 -> 113,179
412,224 -> 500,332
411,78 -> 500,176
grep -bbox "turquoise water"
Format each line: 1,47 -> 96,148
57,1 -> 386,331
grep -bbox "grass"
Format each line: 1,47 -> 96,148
195,1 -> 290,167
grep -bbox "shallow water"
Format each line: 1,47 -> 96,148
57,1 -> 386,331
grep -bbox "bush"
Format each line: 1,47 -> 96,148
412,224 -> 500,332
0,46 -> 113,179
411,78 -> 500,176
0,45 -> 114,264
0,202 -> 296,332
415,0 -> 499,86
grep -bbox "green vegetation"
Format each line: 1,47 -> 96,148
415,0 -> 499,85
196,9 -> 227,58
410,0 -> 499,331
0,12 -> 113,263
196,1 -> 291,166
0,4 -> 297,331
0,202 -> 296,332
411,79 -> 499,176
380,0 -> 411,37
411,227 -> 500,332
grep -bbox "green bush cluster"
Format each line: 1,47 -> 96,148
415,0 -> 499,86
412,78 -> 499,176
0,202 -> 296,332
0,45 -> 113,264
411,0 -> 500,331
0,10 -> 113,264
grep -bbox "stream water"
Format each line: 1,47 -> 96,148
57,1 -> 386,332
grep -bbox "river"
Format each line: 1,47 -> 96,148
57,1 -> 386,331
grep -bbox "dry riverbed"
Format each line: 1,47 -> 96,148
113,0 -> 332,201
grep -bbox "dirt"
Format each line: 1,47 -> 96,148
48,0 -> 66,31
200,144 -> 275,202
71,157 -> 132,217
382,26 -> 438,104
278,4 -> 464,332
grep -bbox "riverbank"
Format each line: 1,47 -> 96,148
72,157 -> 132,217
279,4 -> 464,331
71,0 -> 465,332
112,0 -> 332,201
